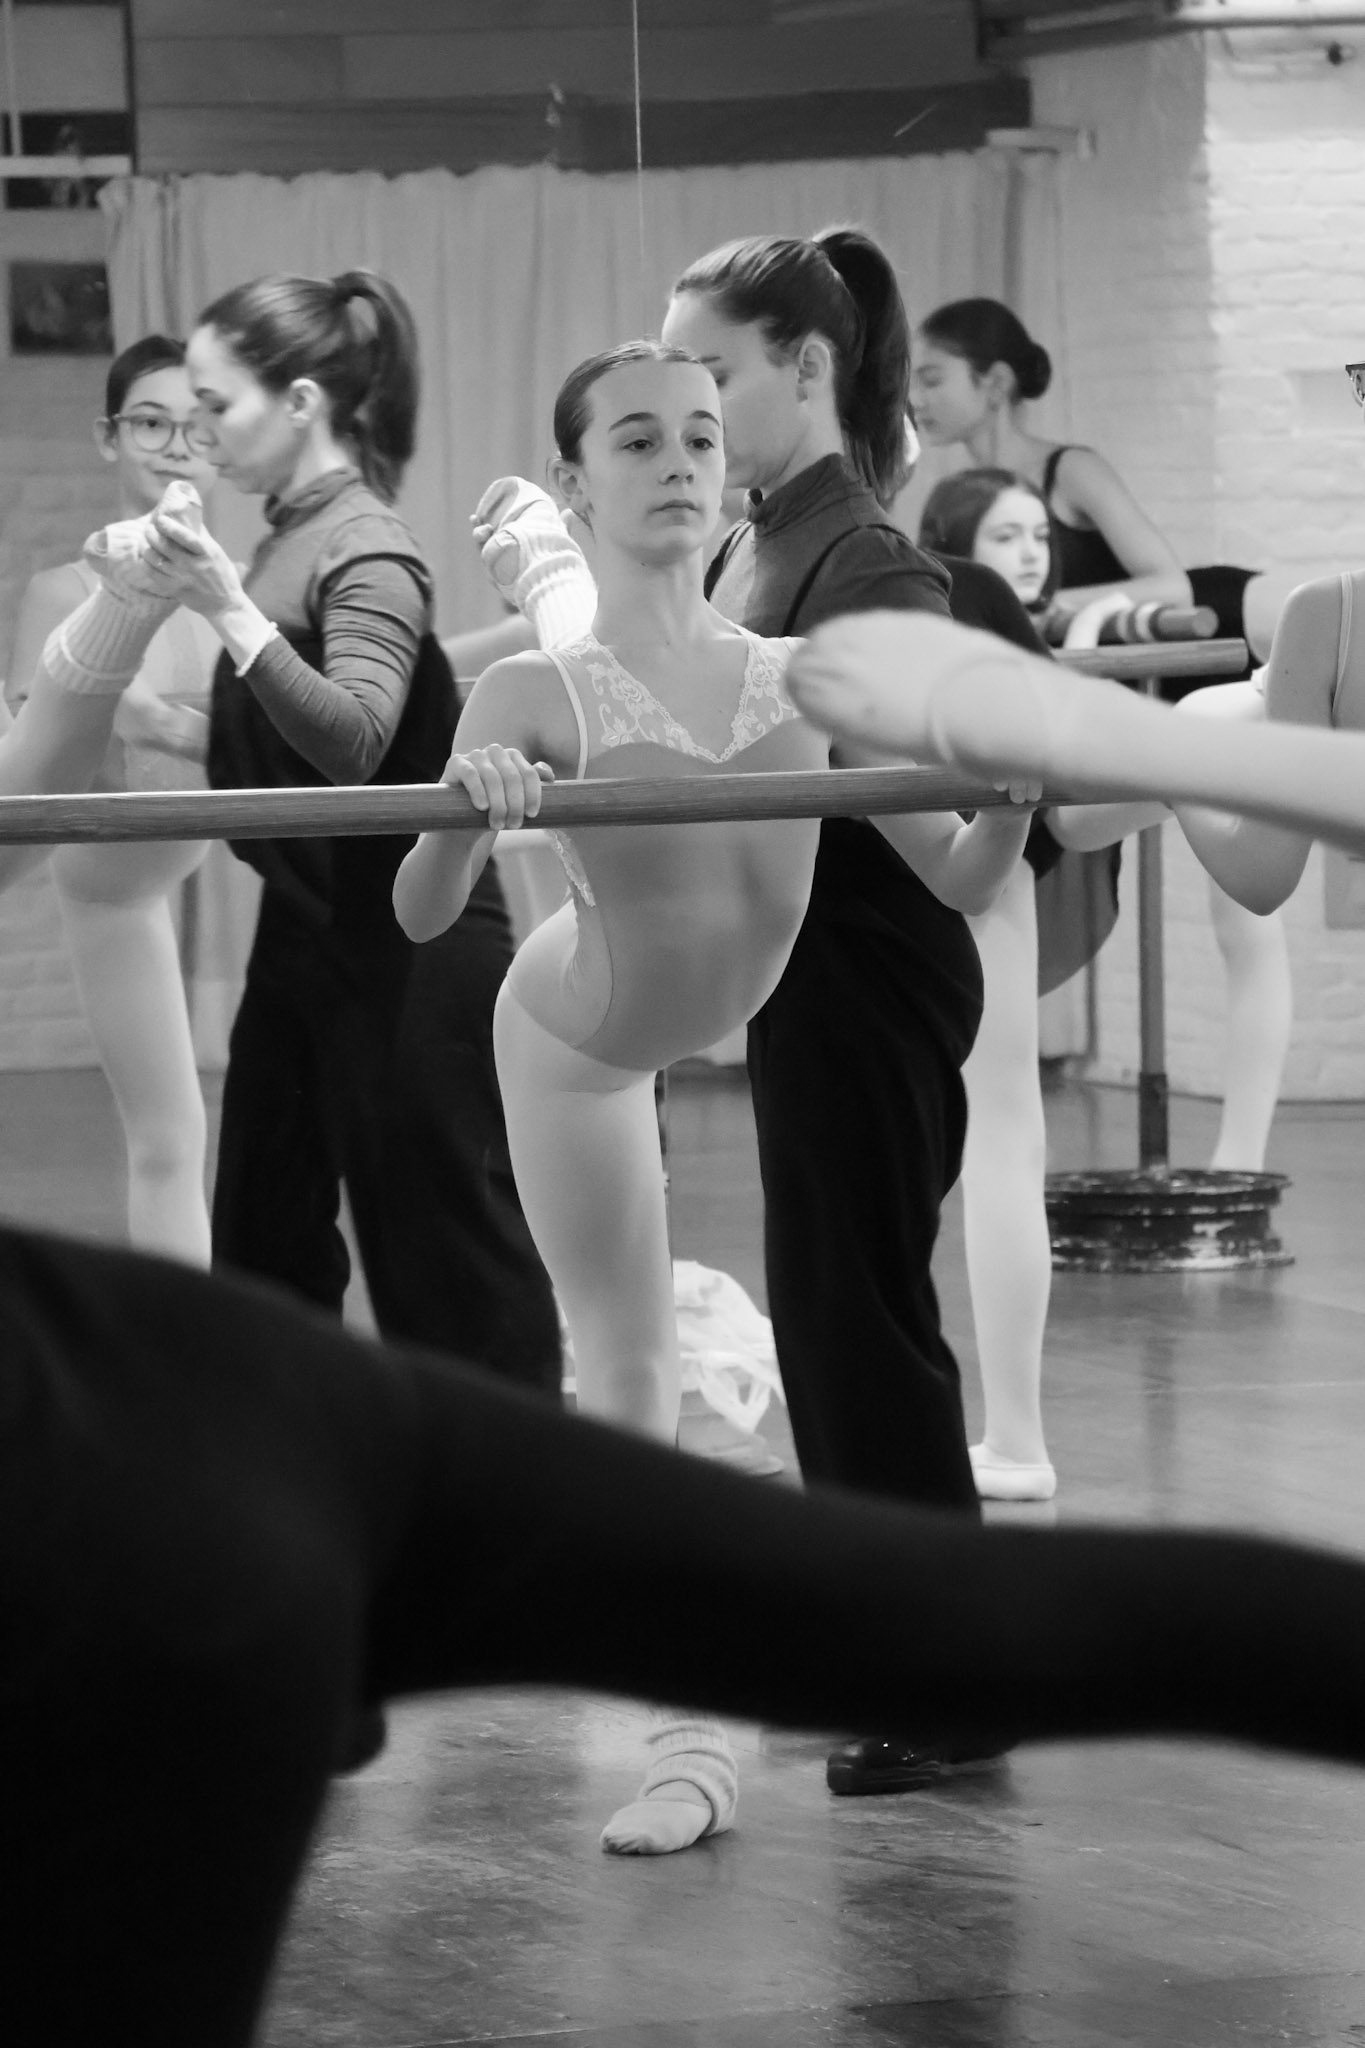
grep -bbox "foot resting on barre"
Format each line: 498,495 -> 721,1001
782,609 -> 1365,861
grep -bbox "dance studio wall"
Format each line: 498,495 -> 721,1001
1031,32 -> 1365,1102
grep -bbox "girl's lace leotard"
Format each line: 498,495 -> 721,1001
504,625 -> 827,1073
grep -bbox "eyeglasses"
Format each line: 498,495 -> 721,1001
108,409 -> 216,455
1345,364 -> 1365,410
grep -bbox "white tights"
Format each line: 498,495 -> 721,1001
493,976 -> 680,1441
54,838 -> 211,1266
492,966 -> 738,1854
1206,874 -> 1292,1172
962,864 -> 1052,1471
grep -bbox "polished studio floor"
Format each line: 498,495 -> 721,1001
3,1066 -> 1365,2045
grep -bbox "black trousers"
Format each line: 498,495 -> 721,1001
212,863 -> 560,1395
748,823 -> 985,1514
8,1223 -> 1365,2045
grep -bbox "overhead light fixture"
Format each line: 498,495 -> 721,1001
1173,0 -> 1365,23
986,124 -> 1097,154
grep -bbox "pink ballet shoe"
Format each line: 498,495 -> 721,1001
82,479 -> 204,600
969,1443 -> 1057,1503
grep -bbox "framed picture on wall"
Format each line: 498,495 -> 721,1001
7,260 -> 112,356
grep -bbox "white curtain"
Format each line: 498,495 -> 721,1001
102,155 -> 1011,635
99,157 -> 1016,1058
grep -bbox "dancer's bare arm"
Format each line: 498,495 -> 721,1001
393,653 -> 569,942
834,732 -> 1036,916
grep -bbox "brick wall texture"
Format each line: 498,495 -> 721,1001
1031,34 -> 1365,1104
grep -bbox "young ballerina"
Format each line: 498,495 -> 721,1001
911,298 -> 1192,632
122,269 -> 560,1390
473,231 -> 1043,1798
7,337 -> 219,1263
397,339 -> 1031,1852
915,311 -> 1293,1174
916,466 -> 1165,1498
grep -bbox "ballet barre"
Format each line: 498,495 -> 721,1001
0,766 -> 1091,845
0,638 -> 1249,846
1054,638 -> 1243,681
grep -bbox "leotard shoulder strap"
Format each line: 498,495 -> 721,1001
538,645 -> 590,782
1042,446 -> 1067,498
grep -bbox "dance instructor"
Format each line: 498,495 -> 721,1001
135,269 -> 559,1387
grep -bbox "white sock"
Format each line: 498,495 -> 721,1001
600,1710 -> 738,1857
42,586 -> 175,697
45,480 -> 206,697
473,476 -> 596,650
81,477 -> 203,601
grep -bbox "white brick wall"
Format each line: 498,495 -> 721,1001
0,210 -> 117,1067
1030,33 -> 1365,1102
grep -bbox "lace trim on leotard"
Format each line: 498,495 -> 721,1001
537,628 -> 799,911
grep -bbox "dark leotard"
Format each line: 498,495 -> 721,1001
1041,445 -> 1130,588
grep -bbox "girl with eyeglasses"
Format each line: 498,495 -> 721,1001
7,335 -> 221,1262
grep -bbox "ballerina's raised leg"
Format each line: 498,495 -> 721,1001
0,481 -> 202,892
783,611 -> 1365,861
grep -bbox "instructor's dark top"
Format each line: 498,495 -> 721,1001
209,467 -> 456,925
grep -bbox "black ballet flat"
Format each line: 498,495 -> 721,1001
825,1733 -> 1013,1796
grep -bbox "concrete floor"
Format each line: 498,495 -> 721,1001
3,1067 -> 1365,2044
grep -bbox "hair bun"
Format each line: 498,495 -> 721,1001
1022,340 -> 1052,402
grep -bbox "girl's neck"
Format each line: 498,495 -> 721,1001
759,413 -> 846,497
963,409 -> 1037,473
590,550 -> 714,650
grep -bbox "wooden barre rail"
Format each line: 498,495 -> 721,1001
0,637 -> 1249,845
0,766 -> 1098,844
1055,638 -> 1246,681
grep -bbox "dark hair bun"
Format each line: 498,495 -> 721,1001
1019,341 -> 1052,403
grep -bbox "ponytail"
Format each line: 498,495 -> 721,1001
196,267 -> 420,502
811,226 -> 913,508
673,222 -> 913,505
328,271 -> 419,503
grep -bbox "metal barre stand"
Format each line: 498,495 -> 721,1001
1044,644 -> 1292,1273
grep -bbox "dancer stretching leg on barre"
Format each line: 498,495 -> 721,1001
8,338 -> 220,1265
395,341 -> 1034,1856
0,477 -> 204,892
780,607 -> 1365,872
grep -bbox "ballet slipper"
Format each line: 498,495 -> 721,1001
784,611 -> 1072,785
970,1443 -> 1058,1503
472,476 -> 596,649
600,1710 -> 738,1857
82,479 -> 204,604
